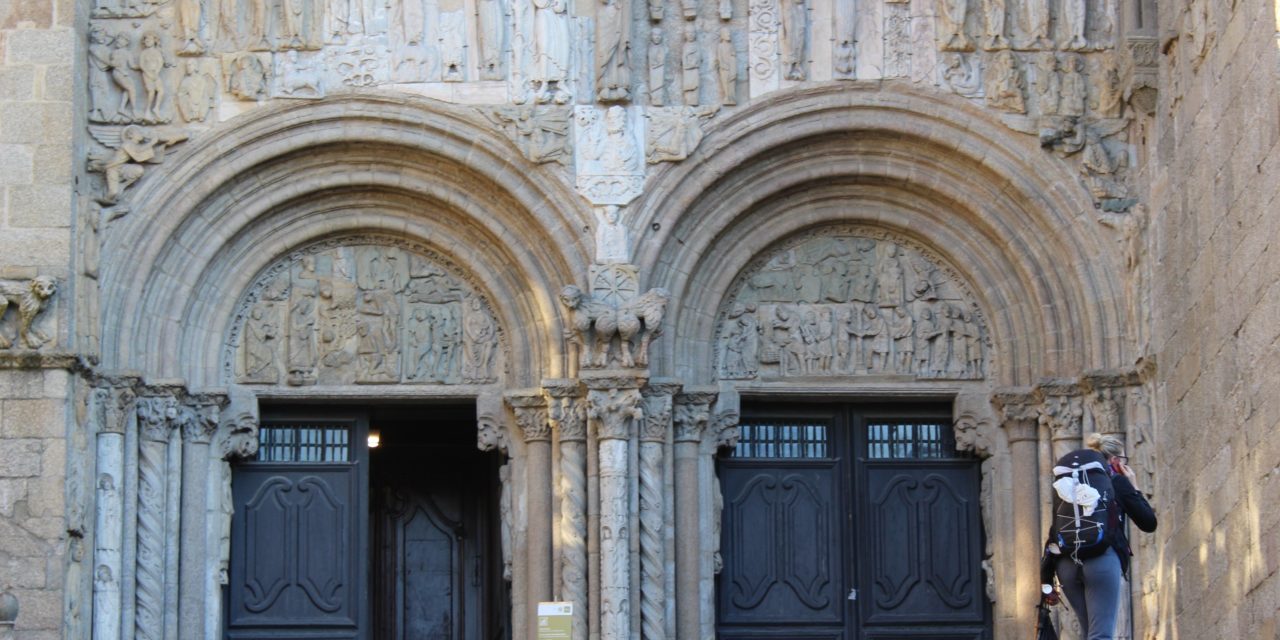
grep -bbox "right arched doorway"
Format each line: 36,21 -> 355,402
717,401 -> 990,639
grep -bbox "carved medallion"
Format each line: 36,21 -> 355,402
714,226 -> 990,381
226,237 -> 506,386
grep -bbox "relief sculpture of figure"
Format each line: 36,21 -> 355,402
982,0 -> 1007,48
87,124 -> 189,205
939,0 -> 973,51
889,307 -> 914,372
1091,55 -> 1123,119
533,0 -> 571,102
779,0 -> 808,80
833,38 -> 855,78
681,25 -> 701,106
176,59 -> 217,122
648,29 -> 667,106
243,304 -> 279,383
984,49 -> 1025,113
1032,52 -> 1060,116
1060,0 -> 1087,50
406,306 -> 436,380
178,0 -> 204,53
89,28 -> 116,122
596,0 -> 632,102
720,302 -> 758,377
716,27 -> 738,105
462,297 -> 497,382
1023,0 -> 1051,49
477,0 -> 504,79
1058,54 -> 1086,118
137,32 -> 171,123
108,33 -> 139,123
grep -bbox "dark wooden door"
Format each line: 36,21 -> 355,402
717,403 -> 989,640
227,416 -> 369,640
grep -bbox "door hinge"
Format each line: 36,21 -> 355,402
847,588 -> 858,601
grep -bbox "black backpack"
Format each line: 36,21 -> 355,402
1051,449 -> 1116,562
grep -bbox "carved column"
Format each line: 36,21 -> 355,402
672,391 -> 714,640
211,395 -> 261,640
1039,381 -> 1084,459
585,379 -> 643,640
93,386 -> 133,640
638,381 -> 679,640
994,391 -> 1043,634
178,399 -> 219,639
508,391 -> 553,637
134,395 -> 177,640
546,380 -> 588,640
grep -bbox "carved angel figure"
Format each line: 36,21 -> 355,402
87,125 -> 189,204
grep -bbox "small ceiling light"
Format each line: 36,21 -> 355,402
367,430 -> 381,448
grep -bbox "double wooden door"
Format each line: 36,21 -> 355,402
717,403 -> 989,640
225,407 -> 505,640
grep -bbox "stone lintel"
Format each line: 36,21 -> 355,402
642,377 -> 683,398
542,378 -> 583,398
580,369 -> 648,390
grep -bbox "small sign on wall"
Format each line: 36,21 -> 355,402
537,602 -> 573,640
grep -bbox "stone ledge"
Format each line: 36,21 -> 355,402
0,352 -> 93,372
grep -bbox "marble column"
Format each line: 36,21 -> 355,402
672,391 -> 715,640
545,380 -> 588,640
638,382 -> 679,640
178,401 -> 219,639
134,395 -> 177,640
92,387 -> 133,640
508,391 -> 553,639
586,378 -> 644,640
996,391 -> 1043,638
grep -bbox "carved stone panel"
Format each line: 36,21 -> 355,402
715,226 -> 990,381
226,238 -> 505,386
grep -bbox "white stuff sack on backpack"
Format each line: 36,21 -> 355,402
1052,475 -> 1101,516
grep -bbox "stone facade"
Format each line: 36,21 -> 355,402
0,0 -> 1276,638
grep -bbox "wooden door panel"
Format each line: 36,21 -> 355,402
228,465 -> 361,637
719,464 -> 844,630
861,463 -> 984,627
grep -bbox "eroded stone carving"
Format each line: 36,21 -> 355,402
981,0 -> 1008,49
716,27 -> 739,103
645,105 -> 716,164
488,105 -> 573,165
225,52 -> 270,101
748,0 -> 779,85
984,49 -> 1025,113
594,206 -> 632,264
883,2 -> 913,78
941,52 -> 983,96
227,239 -> 505,386
1020,0 -> 1052,49
587,387 -> 642,640
575,106 -> 645,204
596,0 -> 633,102
176,59 -> 218,121
274,50 -> 323,98
1060,0 -> 1088,50
560,283 -> 670,370
0,276 -> 58,350
779,0 -> 808,80
715,227 -> 989,380
939,0 -> 974,51
833,38 -> 855,79
681,25 -> 702,106
648,28 -> 669,106
87,125 -> 189,205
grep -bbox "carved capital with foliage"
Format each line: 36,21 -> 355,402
508,392 -> 552,442
673,391 -> 716,443
588,388 -> 643,441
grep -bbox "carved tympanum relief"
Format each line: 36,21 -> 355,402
715,227 -> 989,381
226,238 -> 505,386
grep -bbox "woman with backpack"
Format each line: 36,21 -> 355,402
1041,432 -> 1157,640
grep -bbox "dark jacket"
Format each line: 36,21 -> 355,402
1041,472 -> 1157,583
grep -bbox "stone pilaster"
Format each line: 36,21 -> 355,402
993,390 -> 1042,639
93,385 -> 133,640
507,390 -> 553,639
178,398 -> 219,640
672,390 -> 715,640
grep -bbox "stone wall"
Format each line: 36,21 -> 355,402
1145,0 -> 1280,637
0,369 -> 71,640
0,1 -> 76,638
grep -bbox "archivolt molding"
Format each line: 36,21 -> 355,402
95,95 -> 591,387
633,85 -> 1129,386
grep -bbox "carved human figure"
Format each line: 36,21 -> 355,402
960,310 -> 982,375
137,32 -> 170,123
89,28 -> 116,122
599,106 -> 639,173
1091,55 -> 1123,118
716,28 -> 738,104
1058,54 -> 1086,117
596,0 -> 632,101
406,306 -> 435,380
533,0 -> 571,101
249,0 -> 270,49
108,33 -> 140,122
244,304 -> 279,382
178,0 -> 204,53
288,294 -> 318,384
1060,0 -> 1087,50
436,305 -> 462,379
939,0 -> 973,51
915,307 -> 942,374
779,0 -> 807,80
228,54 -> 268,101
176,59 -> 216,122
1023,0 -> 1051,48
833,38 -> 855,78
440,10 -> 467,81
477,0 -> 503,79
942,52 -> 982,96
877,246 -> 905,308
280,0 -> 306,48
982,0 -> 1007,49
720,302 -> 759,377
889,306 -> 914,372
648,29 -> 667,106
1029,51 -> 1059,116
462,297 -> 497,382
681,26 -> 701,106
984,49 -> 1025,113
594,205 -> 631,264
86,125 -> 188,204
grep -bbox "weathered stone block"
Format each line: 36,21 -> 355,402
37,64 -> 69,102
5,29 -> 72,65
0,229 -> 70,267
7,185 -> 68,228
0,143 -> 34,186
0,439 -> 41,477
9,588 -> 59,630
0,102 -> 45,145
0,66 -> 36,101
1,399 -> 61,438
0,476 -> 27,517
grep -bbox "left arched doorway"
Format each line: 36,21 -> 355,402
225,404 -> 509,640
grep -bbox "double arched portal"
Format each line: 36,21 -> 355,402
90,84 -> 1134,640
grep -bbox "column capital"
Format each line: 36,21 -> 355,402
991,389 -> 1040,443
672,390 -> 717,443
587,387 -> 643,441
507,391 -> 552,442
136,394 -> 179,443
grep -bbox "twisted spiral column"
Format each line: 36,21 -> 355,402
547,382 -> 589,640
134,396 -> 176,640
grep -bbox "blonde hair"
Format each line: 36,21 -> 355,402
1085,432 -> 1124,458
